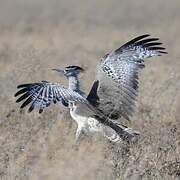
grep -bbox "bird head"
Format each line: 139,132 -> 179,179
52,65 -> 84,78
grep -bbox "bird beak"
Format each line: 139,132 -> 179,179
52,68 -> 64,75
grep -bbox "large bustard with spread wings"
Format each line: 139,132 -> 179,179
15,34 -> 167,143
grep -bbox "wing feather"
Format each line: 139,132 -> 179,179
15,81 -> 87,113
88,34 -> 167,121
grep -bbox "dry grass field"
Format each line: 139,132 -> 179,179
0,0 -> 180,179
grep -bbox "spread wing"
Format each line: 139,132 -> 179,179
15,81 -> 139,140
87,34 -> 167,121
14,80 -> 139,140
14,81 -> 87,113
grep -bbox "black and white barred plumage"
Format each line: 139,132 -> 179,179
89,34 -> 167,121
15,81 -> 86,113
15,34 -> 167,143
15,79 -> 138,142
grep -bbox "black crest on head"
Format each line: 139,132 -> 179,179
65,65 -> 84,71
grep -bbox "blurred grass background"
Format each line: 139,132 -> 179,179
0,0 -> 180,179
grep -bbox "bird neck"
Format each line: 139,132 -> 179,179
68,75 -> 80,92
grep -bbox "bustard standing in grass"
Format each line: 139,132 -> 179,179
14,34 -> 167,143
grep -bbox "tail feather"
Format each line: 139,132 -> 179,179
109,122 -> 140,141
94,114 -> 140,141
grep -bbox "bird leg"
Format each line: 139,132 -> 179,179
75,127 -> 84,144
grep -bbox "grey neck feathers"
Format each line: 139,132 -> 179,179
68,75 -> 80,92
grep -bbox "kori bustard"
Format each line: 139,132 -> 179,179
14,34 -> 167,143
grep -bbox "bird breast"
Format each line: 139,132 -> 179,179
70,107 -> 103,133
70,107 -> 88,126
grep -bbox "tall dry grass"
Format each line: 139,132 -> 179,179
0,0 -> 180,179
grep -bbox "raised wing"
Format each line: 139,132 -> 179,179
88,34 -> 167,121
14,81 -> 87,113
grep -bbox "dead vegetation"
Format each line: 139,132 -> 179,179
0,0 -> 180,179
